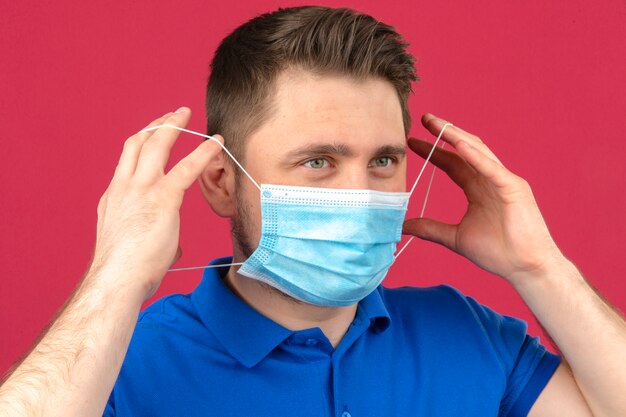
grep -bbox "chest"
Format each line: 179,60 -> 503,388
113,337 -> 505,417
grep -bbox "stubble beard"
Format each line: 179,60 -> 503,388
230,171 -> 303,305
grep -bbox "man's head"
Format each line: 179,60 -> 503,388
205,6 -> 417,166
199,6 -> 418,264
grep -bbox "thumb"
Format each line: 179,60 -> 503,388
402,218 -> 458,252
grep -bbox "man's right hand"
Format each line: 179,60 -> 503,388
90,107 -> 223,301
0,107 -> 224,417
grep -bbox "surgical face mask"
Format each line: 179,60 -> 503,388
141,123 -> 453,306
238,184 -> 409,305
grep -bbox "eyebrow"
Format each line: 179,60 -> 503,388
373,145 -> 407,158
284,142 -> 406,161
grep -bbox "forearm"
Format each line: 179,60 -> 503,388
511,257 -> 626,417
0,265 -> 146,417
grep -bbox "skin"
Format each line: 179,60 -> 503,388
0,69 -> 624,416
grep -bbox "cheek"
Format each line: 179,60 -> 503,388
236,184 -> 263,242
372,162 -> 407,192
248,200 -> 262,243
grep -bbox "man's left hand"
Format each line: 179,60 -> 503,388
403,113 -> 566,286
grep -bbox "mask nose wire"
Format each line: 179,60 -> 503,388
393,122 -> 453,260
139,124 -> 262,191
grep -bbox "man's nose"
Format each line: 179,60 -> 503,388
337,166 -> 371,190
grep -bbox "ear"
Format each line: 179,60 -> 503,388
197,134 -> 236,217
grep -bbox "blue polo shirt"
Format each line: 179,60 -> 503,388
104,256 -> 561,416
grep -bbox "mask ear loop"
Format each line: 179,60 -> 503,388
138,124 -> 261,272
394,122 -> 453,260
140,124 -> 262,191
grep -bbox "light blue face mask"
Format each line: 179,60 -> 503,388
237,184 -> 409,306
142,123 -> 453,306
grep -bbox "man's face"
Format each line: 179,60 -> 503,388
232,68 -> 407,257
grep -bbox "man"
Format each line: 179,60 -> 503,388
0,5 -> 624,416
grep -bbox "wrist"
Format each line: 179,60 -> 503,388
508,252 -> 582,294
83,261 -> 157,304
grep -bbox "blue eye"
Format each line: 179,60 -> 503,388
304,158 -> 328,169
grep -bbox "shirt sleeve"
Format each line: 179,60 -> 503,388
445,286 -> 562,417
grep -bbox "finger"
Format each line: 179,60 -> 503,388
162,134 -> 226,193
134,107 -> 192,182
407,137 -> 476,189
114,111 -> 174,180
455,140 -> 514,189
423,113 -> 481,141
170,245 -> 183,267
421,113 -> 502,165
402,217 -> 458,252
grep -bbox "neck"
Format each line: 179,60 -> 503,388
224,266 -> 357,349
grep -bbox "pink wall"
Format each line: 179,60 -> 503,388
1,0 -> 625,373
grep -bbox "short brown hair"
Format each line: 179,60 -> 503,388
205,6 -> 418,163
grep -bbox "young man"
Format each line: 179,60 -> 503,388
0,6 -> 624,417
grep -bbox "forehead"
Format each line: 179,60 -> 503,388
246,69 -> 406,157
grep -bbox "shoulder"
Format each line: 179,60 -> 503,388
379,284 -> 531,357
118,292 -> 220,379
379,283 -> 501,322
137,292 -> 195,327
108,293 -> 218,415
125,292 -> 210,351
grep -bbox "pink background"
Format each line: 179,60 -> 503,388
1,0 -> 625,374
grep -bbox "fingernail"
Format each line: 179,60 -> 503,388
175,106 -> 186,113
